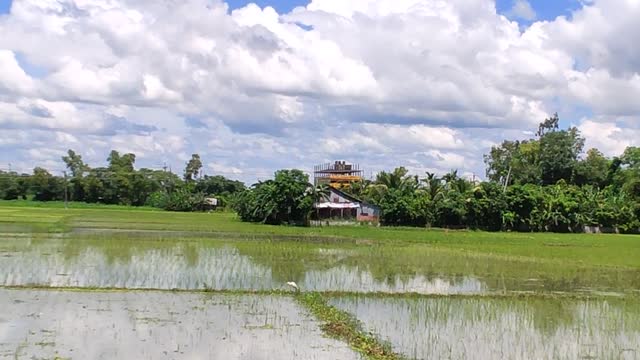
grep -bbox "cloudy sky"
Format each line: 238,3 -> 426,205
0,0 -> 639,183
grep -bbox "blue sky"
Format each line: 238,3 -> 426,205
224,0 -> 582,21
494,0 -> 582,21
0,0 -> 11,14
1,0 -> 583,20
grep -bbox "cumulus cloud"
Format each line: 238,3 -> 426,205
0,50 -> 36,94
0,0 -> 639,182
505,0 -> 536,21
578,119 -> 640,157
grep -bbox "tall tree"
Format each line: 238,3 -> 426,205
539,126 -> 585,185
484,139 -> 541,185
184,154 -> 203,182
62,149 -> 88,178
375,167 -> 418,193
421,172 -> 444,201
107,150 -> 136,173
62,149 -> 89,201
536,112 -> 560,137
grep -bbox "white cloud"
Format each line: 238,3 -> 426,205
0,0 -> 639,182
578,119 -> 639,156
0,50 -> 35,94
506,0 -> 537,21
207,162 -> 244,175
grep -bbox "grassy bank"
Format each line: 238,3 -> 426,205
1,201 -> 639,269
297,292 -> 404,360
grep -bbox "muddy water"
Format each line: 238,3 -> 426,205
0,289 -> 362,360
330,296 -> 640,360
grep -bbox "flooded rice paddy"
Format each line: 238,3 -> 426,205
0,289 -> 362,360
330,296 -> 640,359
1,232 -> 638,295
1,229 -> 639,359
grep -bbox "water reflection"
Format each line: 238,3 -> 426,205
0,289 -> 361,360
330,296 -> 640,360
0,233 -> 638,295
0,236 -> 483,294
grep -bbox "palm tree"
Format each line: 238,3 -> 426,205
307,183 -> 331,220
375,167 -> 418,193
421,172 -> 444,201
348,179 -> 370,199
442,170 -> 459,186
441,170 -> 473,194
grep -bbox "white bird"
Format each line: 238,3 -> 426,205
286,281 -> 300,292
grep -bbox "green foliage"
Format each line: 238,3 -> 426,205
184,154 -> 203,182
233,169 -> 313,225
164,189 -> 206,212
195,175 -> 246,209
465,182 -> 506,231
0,171 -> 29,200
539,127 -> 585,185
2,149 -> 244,212
31,167 -> 64,201
573,148 -> 609,188
484,139 -> 541,185
379,188 -> 432,226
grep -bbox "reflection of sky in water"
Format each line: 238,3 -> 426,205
302,267 -> 485,294
330,297 -> 640,360
0,239 -> 485,294
0,289 -> 361,360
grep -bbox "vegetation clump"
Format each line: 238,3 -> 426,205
297,293 -> 405,360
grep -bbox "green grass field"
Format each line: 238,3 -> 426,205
1,201 -> 639,270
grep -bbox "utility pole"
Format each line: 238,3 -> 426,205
63,171 -> 69,210
503,167 -> 512,193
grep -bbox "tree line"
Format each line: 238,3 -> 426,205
0,150 -> 245,211
2,114 -> 639,232
233,115 -> 640,232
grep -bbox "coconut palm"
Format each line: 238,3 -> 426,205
375,167 -> 418,193
306,183 -> 331,221
421,172 -> 444,201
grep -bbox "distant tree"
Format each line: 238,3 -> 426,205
0,171 -> 29,200
62,149 -> 89,178
83,167 -> 112,203
573,149 -> 609,188
465,182 -> 507,231
184,154 -> 203,182
536,112 -> 560,137
375,167 -> 418,193
619,147 -> 640,201
621,147 -> 640,168
233,169 -> 312,225
421,172 -> 444,201
307,183 -> 332,220
107,150 -> 136,173
62,149 -> 89,201
484,139 -> 541,186
539,126 -> 585,185
31,167 -> 64,201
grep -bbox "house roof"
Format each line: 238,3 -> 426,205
320,186 -> 381,210
328,186 -> 362,203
